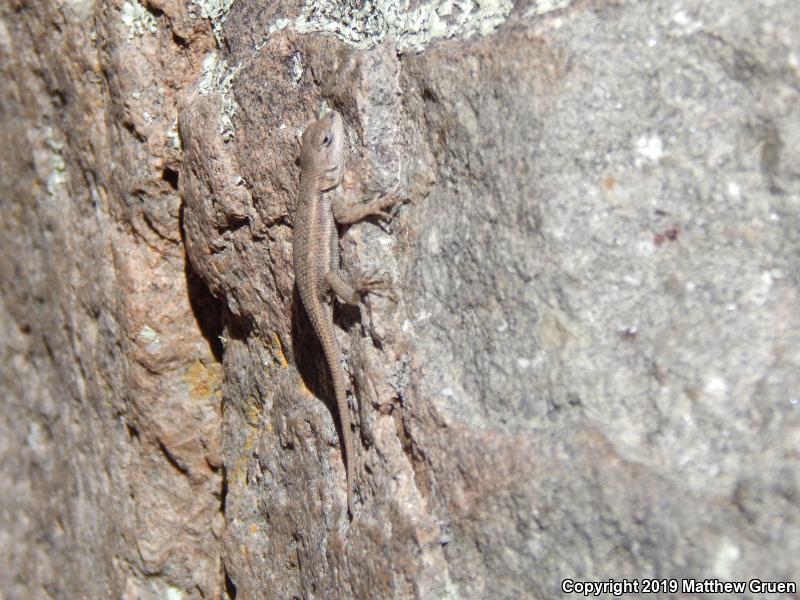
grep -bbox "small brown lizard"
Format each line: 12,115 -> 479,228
293,110 -> 403,516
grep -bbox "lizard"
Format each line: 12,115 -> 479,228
293,110 -> 404,517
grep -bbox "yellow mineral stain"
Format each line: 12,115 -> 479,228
244,396 -> 264,427
230,425 -> 258,489
183,360 -> 223,400
297,379 -> 314,398
271,332 -> 288,367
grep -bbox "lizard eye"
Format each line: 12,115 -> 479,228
322,134 -> 332,146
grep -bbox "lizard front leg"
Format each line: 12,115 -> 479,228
332,188 -> 406,224
327,191 -> 399,303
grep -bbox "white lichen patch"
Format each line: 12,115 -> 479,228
45,131 -> 67,196
217,0 -> 569,56
189,0 -> 234,22
121,0 -> 158,39
166,118 -> 181,150
268,17 -> 291,37
290,52 -> 304,84
522,0 -> 573,18
197,52 -> 220,94
293,0 -> 514,53
138,325 -> 162,352
197,52 -> 241,141
189,0 -> 235,45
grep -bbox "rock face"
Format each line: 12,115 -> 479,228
1,0 -> 798,598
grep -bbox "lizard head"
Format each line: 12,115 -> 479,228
299,110 -> 345,190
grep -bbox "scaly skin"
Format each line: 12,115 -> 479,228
294,110 -> 403,517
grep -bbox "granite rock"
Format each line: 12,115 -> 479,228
1,0 -> 798,598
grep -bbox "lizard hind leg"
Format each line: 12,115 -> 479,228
354,269 -> 398,303
326,271 -> 360,305
326,269 -> 397,304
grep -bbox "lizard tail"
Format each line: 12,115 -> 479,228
315,310 -> 355,517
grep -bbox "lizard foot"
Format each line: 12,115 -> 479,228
355,270 -> 398,302
364,187 -> 409,221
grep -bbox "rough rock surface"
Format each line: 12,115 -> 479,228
1,0 -> 798,598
